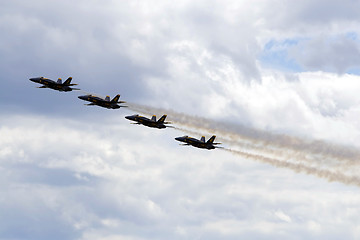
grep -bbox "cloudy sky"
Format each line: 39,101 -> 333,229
2,0 -> 360,239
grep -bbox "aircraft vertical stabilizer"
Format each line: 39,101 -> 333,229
157,115 -> 167,123
207,135 -> 216,144
63,77 -> 73,85
111,94 -> 120,102
200,136 -> 205,142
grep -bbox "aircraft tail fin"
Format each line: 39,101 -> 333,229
105,95 -> 111,101
157,115 -> 167,123
200,136 -> 205,142
57,78 -> 62,84
111,94 -> 120,103
207,135 -> 216,144
151,115 -> 157,121
63,77 -> 73,85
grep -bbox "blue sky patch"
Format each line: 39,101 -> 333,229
345,32 -> 358,41
346,67 -> 360,75
260,38 -> 304,72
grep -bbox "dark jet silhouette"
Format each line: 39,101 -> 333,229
78,94 -> 126,109
175,135 -> 221,150
29,77 -> 79,92
125,114 -> 171,129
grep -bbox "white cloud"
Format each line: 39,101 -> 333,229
143,43 -> 360,146
1,114 -> 360,239
274,210 -> 292,223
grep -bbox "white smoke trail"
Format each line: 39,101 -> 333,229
222,148 -> 360,187
127,103 -> 360,187
127,103 -> 359,160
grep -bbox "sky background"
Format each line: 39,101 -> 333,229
1,0 -> 360,239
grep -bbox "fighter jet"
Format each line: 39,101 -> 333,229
125,114 -> 171,129
78,94 -> 126,109
175,135 -> 221,150
29,76 -> 79,92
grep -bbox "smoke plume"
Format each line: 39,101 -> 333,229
127,103 -> 360,187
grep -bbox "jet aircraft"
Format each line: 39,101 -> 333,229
125,114 -> 171,129
175,135 -> 221,150
29,77 -> 79,92
78,94 -> 126,109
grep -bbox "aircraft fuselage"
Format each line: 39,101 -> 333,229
175,136 -> 216,150
78,95 -> 122,109
125,115 -> 167,129
29,77 -> 76,92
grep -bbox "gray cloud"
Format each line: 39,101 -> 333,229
261,0 -> 360,31
257,0 -> 360,74
290,36 -> 360,73
0,0 -> 266,116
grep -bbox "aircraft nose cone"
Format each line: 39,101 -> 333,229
125,115 -> 136,120
78,96 -> 86,100
29,78 -> 37,82
175,137 -> 181,141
